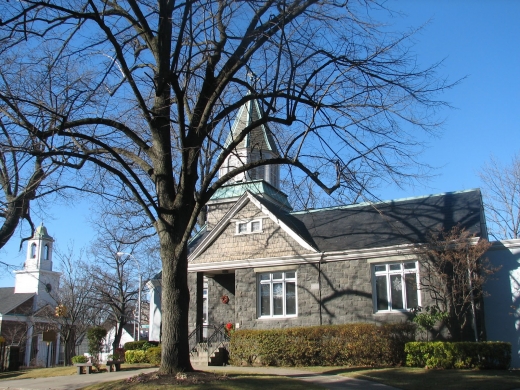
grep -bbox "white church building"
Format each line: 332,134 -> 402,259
0,224 -> 61,367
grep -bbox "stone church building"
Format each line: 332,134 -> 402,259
147,97 -> 489,345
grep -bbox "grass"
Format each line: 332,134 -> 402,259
0,363 -> 155,381
3,364 -> 520,390
305,366 -> 520,390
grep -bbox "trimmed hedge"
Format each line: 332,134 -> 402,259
124,340 -> 159,351
229,323 -> 415,367
71,355 -> 88,364
125,350 -> 148,363
405,341 -> 511,369
146,346 -> 161,365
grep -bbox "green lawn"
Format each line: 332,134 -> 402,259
307,366 -> 520,390
3,364 -> 520,390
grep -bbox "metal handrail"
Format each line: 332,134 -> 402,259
188,324 -> 230,363
206,324 -> 230,362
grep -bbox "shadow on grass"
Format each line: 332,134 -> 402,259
337,367 -> 520,390
83,375 -> 323,390
0,370 -> 28,380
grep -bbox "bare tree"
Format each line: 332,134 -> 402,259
53,246 -> 99,365
0,49 -> 95,251
83,217 -> 149,353
0,0 -> 453,373
416,226 -> 494,341
0,121 -> 49,251
479,153 -> 520,240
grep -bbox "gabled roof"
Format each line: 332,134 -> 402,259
0,287 -> 34,315
290,188 -> 485,251
210,180 -> 292,210
189,191 -> 317,261
223,98 -> 279,154
188,188 -> 485,256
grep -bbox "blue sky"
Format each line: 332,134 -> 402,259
1,1 -> 519,287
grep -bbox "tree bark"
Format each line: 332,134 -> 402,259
157,223 -> 193,373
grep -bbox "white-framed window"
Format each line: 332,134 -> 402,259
373,261 -> 419,312
44,244 -> 50,260
31,243 -> 37,258
236,219 -> 262,234
258,271 -> 297,318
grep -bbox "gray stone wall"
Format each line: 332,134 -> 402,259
188,272 -> 198,335
207,274 -> 236,328
188,258 -> 434,332
230,259 -> 431,330
193,200 -> 314,264
206,201 -> 235,231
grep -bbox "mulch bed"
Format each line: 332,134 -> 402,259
125,370 -> 230,386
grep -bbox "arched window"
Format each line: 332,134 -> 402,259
31,243 -> 37,258
44,245 -> 49,260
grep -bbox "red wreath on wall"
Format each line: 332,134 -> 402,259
220,295 -> 229,304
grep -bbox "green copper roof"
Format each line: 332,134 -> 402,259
210,180 -> 291,210
34,223 -> 52,240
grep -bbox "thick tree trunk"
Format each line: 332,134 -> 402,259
158,225 -> 193,374
62,326 -> 76,366
112,321 -> 125,352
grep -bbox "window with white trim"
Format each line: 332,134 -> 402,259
258,271 -> 297,318
373,261 -> 419,312
236,219 -> 262,234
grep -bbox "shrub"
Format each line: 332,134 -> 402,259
230,323 -> 416,367
411,306 -> 449,341
71,355 -> 88,364
124,340 -> 159,351
146,346 -> 161,365
125,350 -> 148,363
86,327 -> 107,364
405,341 -> 511,369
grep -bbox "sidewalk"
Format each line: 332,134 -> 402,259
0,368 -> 157,390
0,365 -> 399,390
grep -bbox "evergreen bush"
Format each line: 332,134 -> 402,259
146,346 -> 161,365
124,340 -> 159,351
125,350 -> 148,363
86,326 -> 107,365
229,323 -> 416,367
405,341 -> 511,369
71,355 -> 88,364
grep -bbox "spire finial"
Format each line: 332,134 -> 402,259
246,67 -> 258,89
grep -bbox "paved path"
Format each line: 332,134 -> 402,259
0,368 -> 157,390
0,365 -> 399,390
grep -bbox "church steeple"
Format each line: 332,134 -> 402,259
219,96 -> 280,189
24,223 -> 54,272
204,94 -> 290,230
14,223 -> 60,306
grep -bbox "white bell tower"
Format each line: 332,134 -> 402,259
14,223 -> 61,308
